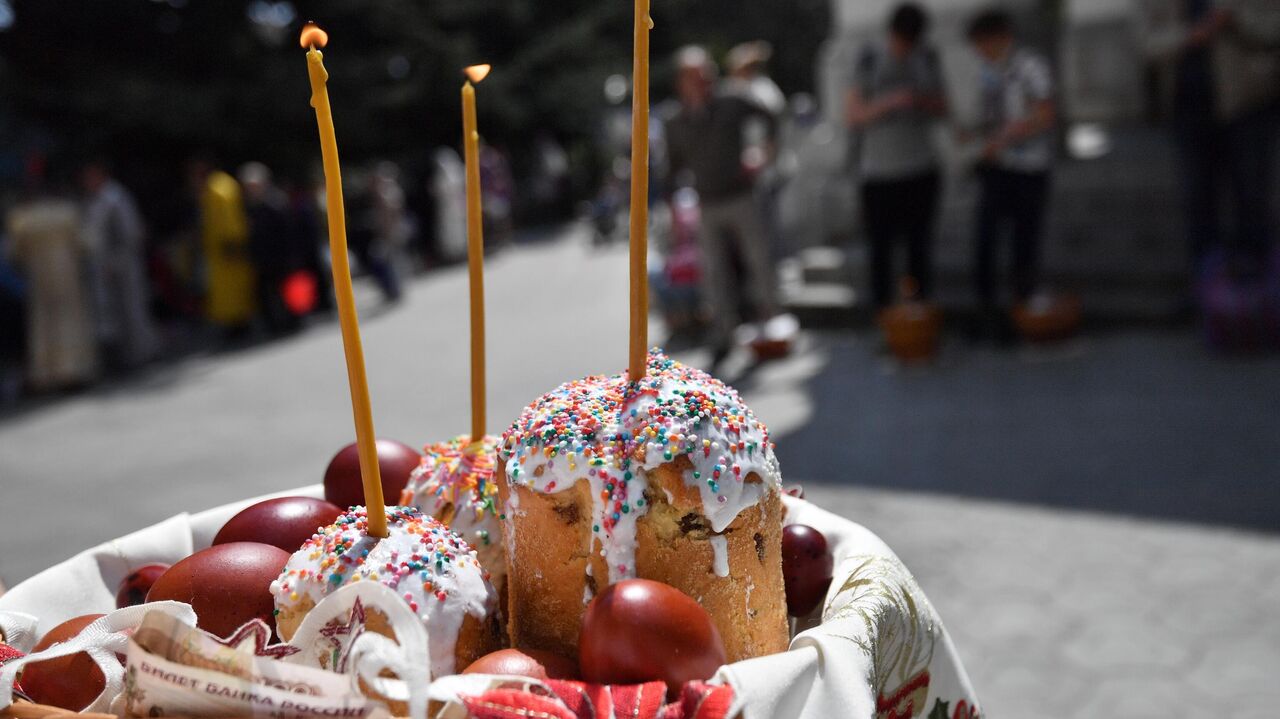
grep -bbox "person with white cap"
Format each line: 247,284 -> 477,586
667,45 -> 780,371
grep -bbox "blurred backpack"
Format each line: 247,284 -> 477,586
1198,247 -> 1280,352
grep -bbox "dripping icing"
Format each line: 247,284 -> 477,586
709,534 -> 729,577
269,506 -> 496,678
501,349 -> 781,584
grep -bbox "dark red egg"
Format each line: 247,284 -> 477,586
781,524 -> 834,617
463,647 -> 579,680
146,542 -> 289,639
323,438 -> 421,510
20,614 -> 107,711
579,579 -> 726,694
115,563 -> 170,608
213,496 -> 343,552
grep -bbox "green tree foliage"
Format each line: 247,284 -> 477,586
0,0 -> 828,195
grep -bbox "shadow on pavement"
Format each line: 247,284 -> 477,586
763,328 -> 1280,533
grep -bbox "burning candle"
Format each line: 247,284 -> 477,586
301,22 -> 387,537
462,64 -> 491,445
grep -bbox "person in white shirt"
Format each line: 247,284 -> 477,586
1137,0 -> 1280,275
726,41 -> 787,118
846,3 -> 948,310
966,9 -> 1056,335
80,160 -> 159,370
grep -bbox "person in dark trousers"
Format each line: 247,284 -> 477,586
240,162 -> 306,335
1138,0 -> 1280,277
846,3 -> 948,310
967,9 -> 1056,338
79,159 -> 160,370
666,45 -> 780,370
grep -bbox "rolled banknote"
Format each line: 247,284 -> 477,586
122,610 -> 388,719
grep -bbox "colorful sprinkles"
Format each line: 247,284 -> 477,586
270,505 -> 496,677
499,348 -> 781,583
400,433 -> 507,584
401,434 -> 500,521
271,506 -> 490,603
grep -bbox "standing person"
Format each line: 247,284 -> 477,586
966,9 -> 1057,338
667,45 -> 780,369
479,147 -> 516,249
6,182 -> 98,391
80,160 -> 160,371
1138,0 -> 1280,275
240,162 -> 305,335
286,179 -> 331,314
727,41 -> 789,263
846,3 -> 948,310
0,232 -> 28,403
726,41 -> 788,118
188,159 -> 255,339
348,162 -> 406,303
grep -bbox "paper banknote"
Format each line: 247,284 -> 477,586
121,611 -> 389,719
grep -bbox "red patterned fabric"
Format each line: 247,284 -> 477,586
459,679 -> 734,719
0,643 -> 23,694
0,644 -> 21,665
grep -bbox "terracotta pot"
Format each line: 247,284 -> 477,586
1012,294 -> 1081,343
750,338 -> 791,360
880,303 -> 942,363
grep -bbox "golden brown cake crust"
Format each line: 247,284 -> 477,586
634,461 -> 789,661
498,351 -> 789,664
499,459 -> 788,662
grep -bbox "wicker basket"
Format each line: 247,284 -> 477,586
0,488 -> 983,719
2,701 -> 116,719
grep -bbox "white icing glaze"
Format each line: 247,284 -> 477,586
270,506 -> 496,678
501,349 -> 781,585
709,534 -> 729,577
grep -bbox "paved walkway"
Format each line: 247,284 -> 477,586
1,225 -> 1277,717
808,485 -> 1280,719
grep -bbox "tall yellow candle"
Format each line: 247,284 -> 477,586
301,23 -> 387,538
629,0 -> 652,382
462,64 -> 490,445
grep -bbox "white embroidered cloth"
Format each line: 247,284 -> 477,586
0,486 -> 981,719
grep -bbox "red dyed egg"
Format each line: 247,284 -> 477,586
146,542 -> 289,638
213,496 -> 343,552
20,614 -> 107,711
463,648 -> 579,680
782,524 -> 833,617
579,579 -> 726,693
323,439 -> 420,510
115,563 -> 170,608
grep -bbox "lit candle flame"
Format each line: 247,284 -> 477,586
299,22 -> 329,50
464,64 -> 492,84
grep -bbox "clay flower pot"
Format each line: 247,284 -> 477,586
879,278 -> 941,363
1012,293 -> 1081,343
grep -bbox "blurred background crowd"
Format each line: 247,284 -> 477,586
0,0 -> 1277,402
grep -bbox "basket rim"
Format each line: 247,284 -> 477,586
2,700 -> 116,719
